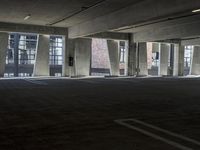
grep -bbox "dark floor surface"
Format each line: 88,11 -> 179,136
0,77 -> 200,150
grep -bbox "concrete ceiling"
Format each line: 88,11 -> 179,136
0,0 -> 139,27
1,0 -> 200,41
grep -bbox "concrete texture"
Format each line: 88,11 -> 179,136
0,22 -> 68,35
0,0 -> 199,42
87,32 -> 129,40
147,42 -> 153,69
0,0 -> 136,28
63,38 -> 92,77
127,35 -> 136,76
69,0 -> 200,38
138,42 -> 148,76
124,41 -> 129,76
182,38 -> 200,46
33,35 -> 50,76
62,38 -> 76,77
173,44 -> 184,76
0,77 -> 200,150
190,46 -> 200,75
107,40 -> 120,76
159,44 -> 170,76
152,43 -> 160,53
0,33 -> 8,77
75,38 -> 92,76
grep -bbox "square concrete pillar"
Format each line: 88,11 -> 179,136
127,34 -> 136,76
124,41 -> 129,76
107,40 -> 120,76
138,42 -> 148,76
173,44 -> 185,76
159,43 -> 170,76
33,35 -> 50,76
62,37 -> 76,77
190,46 -> 200,75
75,38 -> 92,77
147,42 -> 153,70
63,38 -> 91,77
0,32 -> 8,77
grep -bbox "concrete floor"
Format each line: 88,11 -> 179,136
0,77 -> 200,150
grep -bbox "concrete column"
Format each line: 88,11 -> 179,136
107,40 -> 120,76
147,42 -> 153,70
127,34 -> 136,76
169,44 -> 174,76
62,38 -> 91,77
14,34 -> 20,77
138,42 -> 148,76
74,38 -> 92,77
124,41 -> 129,76
33,35 -> 50,76
62,37 -> 76,77
190,46 -> 200,75
173,44 -> 185,76
0,33 -> 8,77
159,43 -> 170,76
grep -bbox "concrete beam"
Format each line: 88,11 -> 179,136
119,14 -> 200,33
68,0 -> 200,38
0,22 -> 67,35
134,18 -> 200,42
86,32 -> 129,40
181,38 -> 200,46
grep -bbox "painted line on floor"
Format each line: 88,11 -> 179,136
76,79 -> 100,84
122,119 -> 200,146
115,119 -> 197,150
23,79 -> 48,85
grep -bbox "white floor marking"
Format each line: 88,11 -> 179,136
23,79 -> 48,85
77,80 -> 100,84
122,119 -> 200,146
115,119 -> 198,150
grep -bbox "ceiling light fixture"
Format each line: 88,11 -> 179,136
24,14 -> 31,20
192,9 -> 200,13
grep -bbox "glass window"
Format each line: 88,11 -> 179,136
120,41 -> 126,63
49,36 -> 63,65
184,46 -> 193,67
18,34 -> 37,65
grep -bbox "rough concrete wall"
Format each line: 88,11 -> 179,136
0,33 -> 8,77
91,38 -> 110,69
190,46 -> 200,75
159,44 -> 170,76
107,40 -> 119,76
138,42 -> 148,76
75,38 -> 92,76
33,35 -> 50,76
